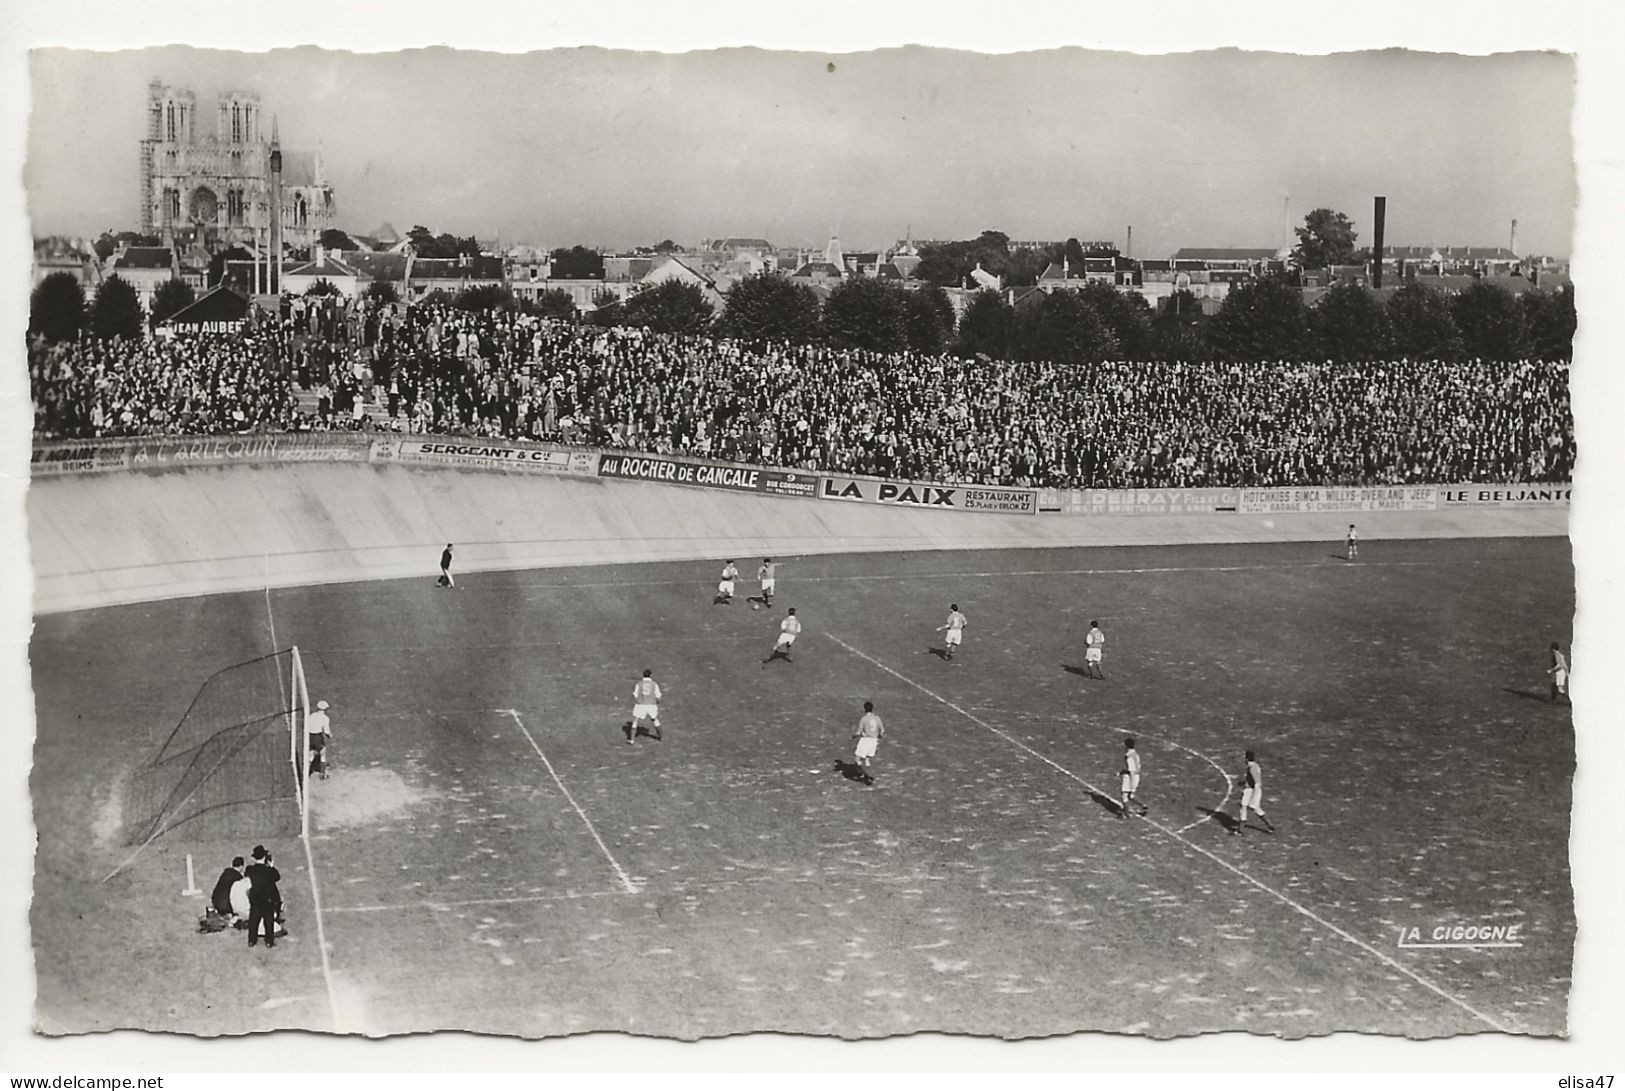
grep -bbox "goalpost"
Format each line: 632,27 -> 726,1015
289,644 -> 312,843
108,646 -> 315,880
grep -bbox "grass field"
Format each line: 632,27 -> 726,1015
29,537 -> 1575,1040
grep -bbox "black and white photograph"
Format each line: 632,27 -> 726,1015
3,0 -> 1622,1078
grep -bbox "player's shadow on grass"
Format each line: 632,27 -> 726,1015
926,647 -> 949,660
1085,789 -> 1121,814
1198,806 -> 1242,834
1501,686 -> 1559,704
624,719 -> 662,743
831,759 -> 868,783
1062,663 -> 1090,677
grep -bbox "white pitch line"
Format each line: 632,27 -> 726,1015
824,632 -> 1515,1035
263,570 -> 346,1033
288,558 -> 1465,602
458,559 -> 1457,592
498,709 -> 641,895
328,889 -> 624,914
973,706 -> 1234,834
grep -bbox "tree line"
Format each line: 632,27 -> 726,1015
29,264 -> 1575,364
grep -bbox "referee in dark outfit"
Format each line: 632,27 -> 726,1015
438,543 -> 456,588
245,845 -> 282,949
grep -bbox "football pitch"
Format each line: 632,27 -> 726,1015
29,537 -> 1575,1039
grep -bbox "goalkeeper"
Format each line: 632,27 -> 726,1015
307,699 -> 332,779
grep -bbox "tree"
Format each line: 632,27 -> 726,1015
588,287 -> 622,327
1386,282 -> 1461,361
1312,282 -> 1391,361
1001,246 -> 1057,288
902,286 -> 955,355
1292,207 -> 1358,270
1204,274 -> 1311,361
1451,279 -> 1526,361
530,288 -> 578,322
954,290 -> 1013,359
1077,282 -> 1154,359
89,274 -> 144,341
717,273 -> 822,345
366,280 -> 401,306
913,229 -> 1016,288
1520,285 -> 1576,361
822,277 -> 910,353
455,284 -> 516,312
93,231 -> 159,263
652,239 -> 682,254
320,228 -> 358,252
29,272 -> 86,344
405,225 -> 479,259
1013,289 -> 1117,364
148,278 -> 196,327
619,281 -> 716,335
304,278 -> 340,297
1150,289 -> 1207,362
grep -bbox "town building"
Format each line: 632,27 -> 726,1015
139,79 -> 335,251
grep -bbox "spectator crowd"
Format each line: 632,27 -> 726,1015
28,300 -> 1575,489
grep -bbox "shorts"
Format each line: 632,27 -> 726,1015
761,579 -> 776,594
854,736 -> 879,759
718,580 -> 734,594
308,732 -> 329,753
632,703 -> 660,722
1242,786 -> 1265,811
945,629 -> 962,646
776,633 -> 797,647
1086,647 -> 1103,663
1553,669 -> 1568,689
1121,772 -> 1140,794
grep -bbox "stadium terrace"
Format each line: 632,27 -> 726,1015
28,301 -> 1575,491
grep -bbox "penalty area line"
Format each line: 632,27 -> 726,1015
822,632 -> 1515,1035
497,709 -> 641,895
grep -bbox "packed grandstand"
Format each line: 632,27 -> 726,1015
27,302 -> 1574,490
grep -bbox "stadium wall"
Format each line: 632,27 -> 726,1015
25,434 -> 1569,614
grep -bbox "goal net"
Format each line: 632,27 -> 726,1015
122,647 -> 311,850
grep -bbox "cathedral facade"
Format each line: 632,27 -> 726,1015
138,80 -> 335,250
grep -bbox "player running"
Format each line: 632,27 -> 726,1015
1119,736 -> 1148,818
1231,749 -> 1276,835
852,701 -> 885,786
1084,620 -> 1106,679
629,669 -> 663,744
1346,524 -> 1359,562
764,607 -> 801,664
1548,641 -> 1570,704
715,560 -> 739,606
937,604 -> 968,660
758,558 -> 780,607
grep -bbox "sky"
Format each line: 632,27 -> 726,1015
26,45 -> 1576,258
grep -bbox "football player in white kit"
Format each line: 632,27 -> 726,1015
1232,749 -> 1277,834
764,607 -> 801,665
852,701 -> 885,786
629,669 -> 663,744
1085,620 -> 1106,679
1119,736 -> 1148,818
937,604 -> 968,660
716,560 -> 739,605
